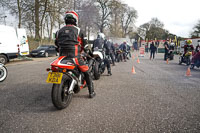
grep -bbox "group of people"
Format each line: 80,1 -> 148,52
93,33 -> 132,75
164,38 -> 200,64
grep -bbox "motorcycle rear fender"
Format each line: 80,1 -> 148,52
93,51 -> 103,60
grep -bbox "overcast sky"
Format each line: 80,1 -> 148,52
124,0 -> 200,38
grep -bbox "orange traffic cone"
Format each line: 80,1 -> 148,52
132,66 -> 136,74
185,67 -> 191,76
137,58 -> 140,64
166,59 -> 169,64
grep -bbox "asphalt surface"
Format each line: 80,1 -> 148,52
0,53 -> 200,133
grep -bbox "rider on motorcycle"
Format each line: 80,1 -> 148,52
119,41 -> 128,62
55,11 -> 95,98
183,39 -> 194,56
93,33 -> 105,51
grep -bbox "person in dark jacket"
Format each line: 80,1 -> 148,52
55,11 -> 95,98
119,41 -> 127,62
150,41 -> 157,60
110,40 -> 116,66
93,33 -> 105,51
103,39 -> 112,75
164,39 -> 169,60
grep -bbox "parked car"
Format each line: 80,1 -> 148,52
30,45 -> 58,57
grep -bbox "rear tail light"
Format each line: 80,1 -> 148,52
51,66 -> 59,72
46,68 -> 51,71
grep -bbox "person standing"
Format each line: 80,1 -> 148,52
110,40 -> 116,66
150,41 -> 157,60
164,39 -> 169,60
103,39 -> 112,75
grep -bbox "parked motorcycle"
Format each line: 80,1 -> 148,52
0,63 -> 8,82
92,47 -> 104,80
46,55 -> 93,110
179,51 -> 192,65
115,48 -> 123,62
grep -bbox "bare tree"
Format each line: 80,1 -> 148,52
78,0 -> 99,39
96,0 -> 112,33
109,0 -> 123,37
120,4 -> 137,37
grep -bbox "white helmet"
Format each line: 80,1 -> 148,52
97,33 -> 105,40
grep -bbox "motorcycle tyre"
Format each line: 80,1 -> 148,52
0,66 -> 8,82
94,61 -> 100,80
186,58 -> 191,66
51,75 -> 73,110
190,64 -> 194,69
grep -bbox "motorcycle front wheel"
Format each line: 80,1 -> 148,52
0,66 -> 8,82
190,64 -> 194,69
51,75 -> 73,110
186,57 -> 191,66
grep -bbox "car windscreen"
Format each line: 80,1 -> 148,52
37,46 -> 49,50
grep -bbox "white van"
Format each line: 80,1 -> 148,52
0,25 -> 30,64
0,25 -> 19,64
17,28 -> 29,56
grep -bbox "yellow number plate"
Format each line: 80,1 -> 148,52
21,52 -> 28,55
46,72 -> 63,84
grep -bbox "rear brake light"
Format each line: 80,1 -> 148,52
51,66 -> 59,72
46,68 -> 51,71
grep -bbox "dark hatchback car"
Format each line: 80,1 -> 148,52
30,45 -> 58,57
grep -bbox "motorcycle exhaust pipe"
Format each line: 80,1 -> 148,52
68,79 -> 77,94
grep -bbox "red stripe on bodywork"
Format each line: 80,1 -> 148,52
75,45 -> 78,56
78,65 -> 89,72
51,56 -> 75,70
74,58 -> 79,65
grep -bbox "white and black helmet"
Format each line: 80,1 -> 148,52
97,32 -> 105,40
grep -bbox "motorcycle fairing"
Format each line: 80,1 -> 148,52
51,56 -> 76,70
93,51 -> 103,59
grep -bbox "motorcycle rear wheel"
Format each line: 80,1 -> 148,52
51,75 -> 73,110
94,61 -> 100,80
0,66 -> 7,82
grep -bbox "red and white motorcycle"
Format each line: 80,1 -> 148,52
46,55 -> 93,110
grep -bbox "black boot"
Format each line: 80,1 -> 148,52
88,82 -> 96,98
108,71 -> 112,76
84,71 -> 96,98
